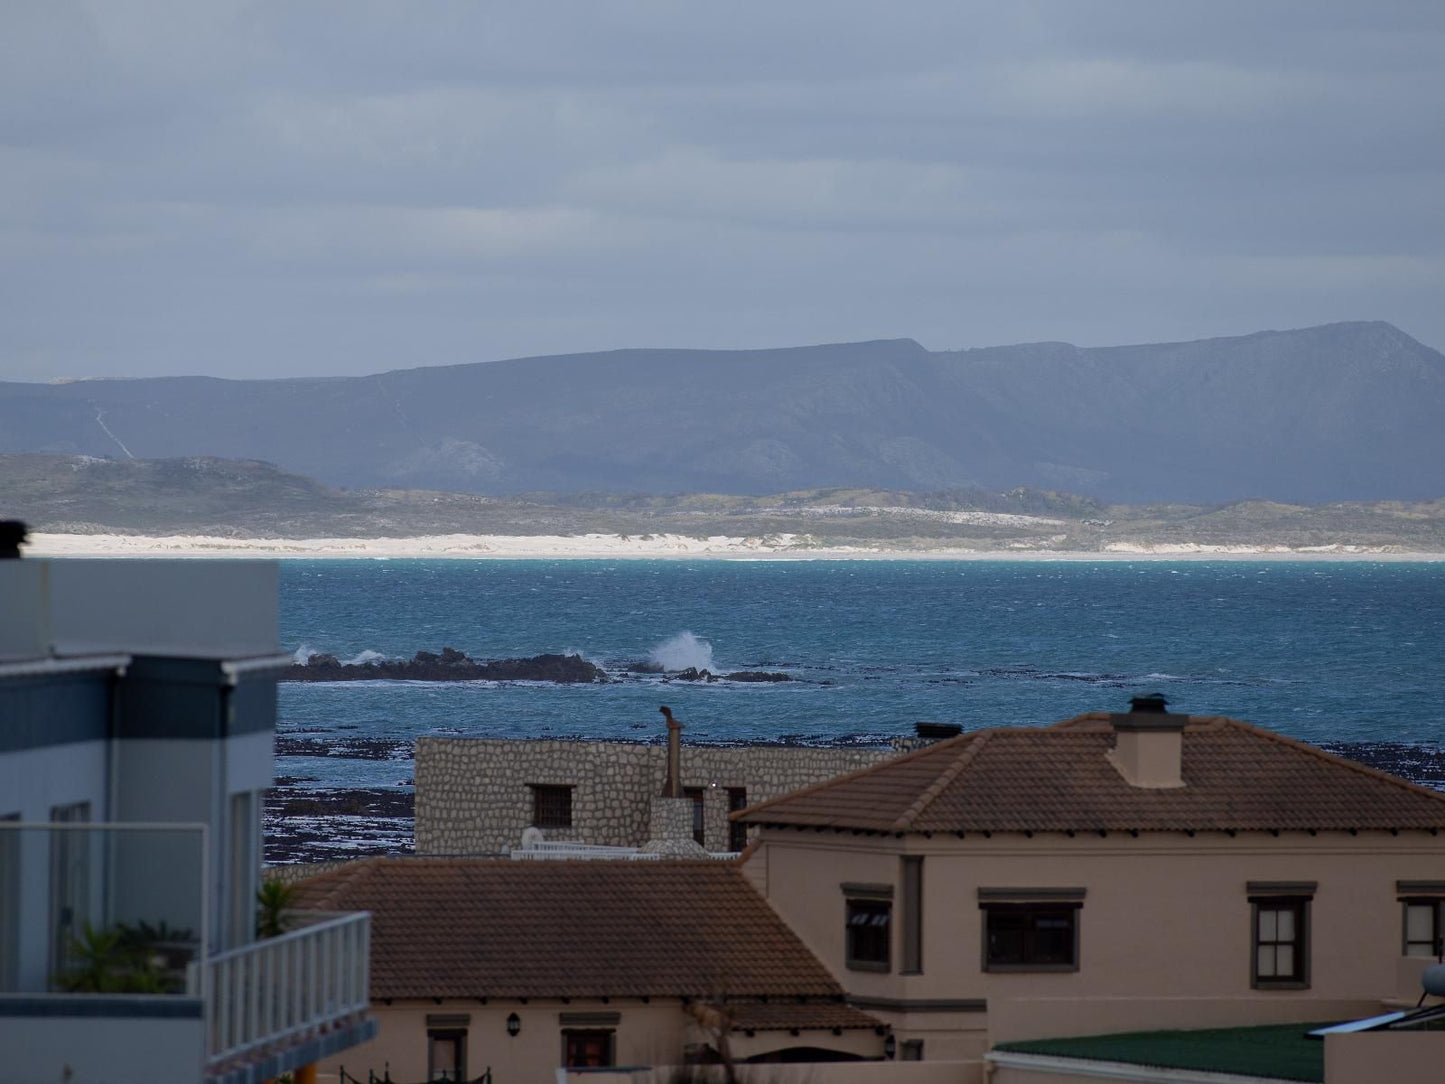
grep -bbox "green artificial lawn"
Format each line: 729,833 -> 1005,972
995,1022 -> 1332,1082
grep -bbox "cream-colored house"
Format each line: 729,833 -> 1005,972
291,858 -> 889,1082
735,697 -> 1445,1081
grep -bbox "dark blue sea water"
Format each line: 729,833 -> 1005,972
277,560 -> 1445,788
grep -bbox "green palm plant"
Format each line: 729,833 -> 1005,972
256,880 -> 299,939
56,923 -> 170,993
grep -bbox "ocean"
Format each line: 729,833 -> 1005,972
276,559 -> 1445,791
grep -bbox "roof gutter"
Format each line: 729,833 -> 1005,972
985,1050 -> 1292,1083
219,653 -> 297,686
0,654 -> 131,680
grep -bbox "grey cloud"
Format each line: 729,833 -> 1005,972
1,0 -> 1443,379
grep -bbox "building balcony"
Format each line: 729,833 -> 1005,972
0,822 -> 373,1084
206,909 -> 374,1083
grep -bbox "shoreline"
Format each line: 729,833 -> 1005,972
27,531 -> 1445,562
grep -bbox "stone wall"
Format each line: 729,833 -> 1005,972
415,736 -> 898,856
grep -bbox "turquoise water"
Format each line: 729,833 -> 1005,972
277,560 -> 1445,786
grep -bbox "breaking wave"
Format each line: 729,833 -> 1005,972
648,631 -> 715,673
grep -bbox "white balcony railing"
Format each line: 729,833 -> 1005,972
206,910 -> 370,1068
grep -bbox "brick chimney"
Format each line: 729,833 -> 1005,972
1106,694 -> 1187,789
659,705 -> 683,798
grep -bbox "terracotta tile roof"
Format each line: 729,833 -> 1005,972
737,715 -> 1445,834
289,857 -> 844,1001
725,1002 -> 884,1032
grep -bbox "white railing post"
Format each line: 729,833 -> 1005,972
204,911 -> 370,1069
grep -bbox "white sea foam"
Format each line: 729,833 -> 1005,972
648,631 -> 715,673
293,644 -> 317,664
343,649 -> 388,666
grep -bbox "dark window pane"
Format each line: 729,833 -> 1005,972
530,784 -> 573,828
984,904 -> 1077,968
564,1029 -> 614,1068
847,899 -> 891,967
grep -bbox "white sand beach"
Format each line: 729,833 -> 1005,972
25,532 -> 1444,561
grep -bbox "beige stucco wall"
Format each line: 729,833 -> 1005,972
754,827 -> 1445,1044
1325,1031 -> 1445,1084
415,736 -> 894,855
315,998 -> 891,1082
318,999 -> 692,1082
565,1064 -> 979,1084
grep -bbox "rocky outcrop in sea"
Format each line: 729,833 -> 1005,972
284,647 -> 607,684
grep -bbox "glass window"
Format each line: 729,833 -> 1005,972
983,903 -> 1079,970
564,1028 -> 615,1068
846,898 -> 891,970
1404,901 -> 1442,958
427,1028 -> 466,1081
1253,899 -> 1308,986
900,1039 -> 924,1061
529,785 -> 573,829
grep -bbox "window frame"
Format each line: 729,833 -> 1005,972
1247,882 -> 1314,990
842,882 -> 894,973
980,901 -> 1082,973
529,784 -> 574,829
562,1028 -> 616,1068
426,1028 -> 467,1082
1398,882 -> 1445,960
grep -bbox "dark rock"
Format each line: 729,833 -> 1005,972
625,660 -> 665,674
476,653 -> 607,683
725,670 -> 792,682
673,667 -> 716,682
282,649 -> 606,684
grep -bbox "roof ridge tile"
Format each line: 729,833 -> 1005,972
734,731 -> 974,821
894,731 -> 992,830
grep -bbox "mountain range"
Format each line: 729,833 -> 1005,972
3,320 -> 1442,503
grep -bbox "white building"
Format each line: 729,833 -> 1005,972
0,556 -> 373,1084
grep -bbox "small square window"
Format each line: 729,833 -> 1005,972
563,1028 -> 615,1068
530,784 -> 573,829
900,1039 -> 924,1061
846,898 -> 891,971
982,903 -> 1079,971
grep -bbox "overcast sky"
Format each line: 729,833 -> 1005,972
3,1 -> 1443,380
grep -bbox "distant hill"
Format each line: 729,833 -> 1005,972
6,454 -> 1445,553
3,321 -> 1442,503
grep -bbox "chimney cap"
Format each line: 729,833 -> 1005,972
0,520 -> 27,559
915,722 -> 963,740
1112,693 -> 1187,731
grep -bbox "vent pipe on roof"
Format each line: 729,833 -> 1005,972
659,705 -> 683,798
1107,694 -> 1187,789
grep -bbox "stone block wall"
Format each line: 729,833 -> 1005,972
415,736 -> 897,856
